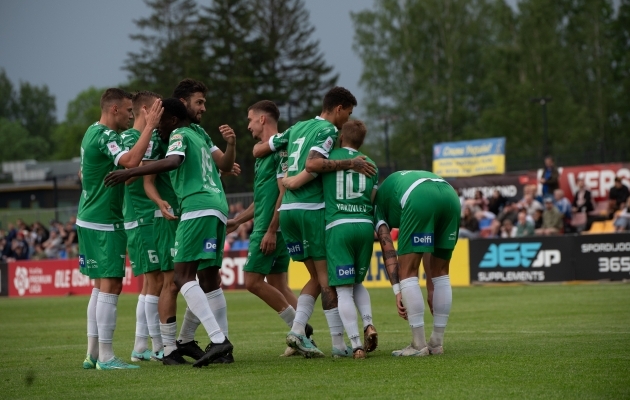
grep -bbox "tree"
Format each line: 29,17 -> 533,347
0,69 -> 15,120
0,118 -> 49,162
52,87 -> 103,160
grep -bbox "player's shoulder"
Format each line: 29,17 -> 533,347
189,123 -> 207,135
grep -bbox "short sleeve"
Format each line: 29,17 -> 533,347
374,200 -> 388,232
146,131 -> 163,161
165,131 -> 187,158
276,150 -> 288,178
98,129 -> 128,166
269,129 -> 290,152
310,126 -> 338,158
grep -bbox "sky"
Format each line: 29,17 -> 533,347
0,0 -> 373,122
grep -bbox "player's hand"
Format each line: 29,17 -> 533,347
219,125 -> 236,145
350,156 -> 377,177
396,292 -> 407,320
427,288 -> 434,316
226,219 -> 239,235
144,99 -> 164,129
159,200 -> 178,220
282,176 -> 296,190
104,169 -> 133,187
221,162 -> 241,177
260,230 -> 277,255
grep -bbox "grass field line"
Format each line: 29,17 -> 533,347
261,329 -> 630,335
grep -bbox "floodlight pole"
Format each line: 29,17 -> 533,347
531,97 -> 552,157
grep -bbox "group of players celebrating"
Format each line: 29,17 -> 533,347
77,79 -> 459,370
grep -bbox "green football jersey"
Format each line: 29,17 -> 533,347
145,130 -> 180,216
77,122 -> 129,228
374,170 -> 445,229
322,148 -> 378,228
252,147 -> 287,232
120,128 -> 156,225
165,126 -> 229,220
269,117 -> 338,209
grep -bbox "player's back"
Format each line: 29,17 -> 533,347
78,122 -> 126,226
281,117 -> 338,207
375,170 -> 445,228
322,148 -> 378,228
166,126 -> 228,218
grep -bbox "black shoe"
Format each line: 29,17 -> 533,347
192,338 -> 234,368
176,340 -> 205,360
162,349 -> 190,365
211,352 -> 234,364
305,324 -> 317,347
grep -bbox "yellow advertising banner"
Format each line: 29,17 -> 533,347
432,137 -> 505,177
288,239 -> 470,290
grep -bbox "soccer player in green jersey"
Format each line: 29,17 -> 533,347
374,171 -> 460,356
227,100 -> 314,357
284,120 -> 379,359
120,91 -> 165,363
253,87 -> 376,357
104,98 -> 234,368
78,88 -> 163,370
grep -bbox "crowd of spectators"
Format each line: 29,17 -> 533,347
1,216 -> 78,262
458,173 -> 630,239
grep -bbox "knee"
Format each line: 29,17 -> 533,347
245,276 -> 262,293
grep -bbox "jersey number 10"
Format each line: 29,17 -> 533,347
336,170 -> 366,200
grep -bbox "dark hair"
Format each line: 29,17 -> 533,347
131,91 -> 162,114
248,100 -> 280,122
341,120 -> 366,148
172,78 -> 207,100
162,97 -> 189,121
100,88 -> 132,109
322,86 -> 357,112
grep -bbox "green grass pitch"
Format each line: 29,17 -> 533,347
1,284 -> 629,399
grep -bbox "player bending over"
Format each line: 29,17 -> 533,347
374,171 -> 459,356
283,120 -> 378,359
104,98 -> 234,367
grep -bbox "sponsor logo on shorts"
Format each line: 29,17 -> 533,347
411,233 -> 434,246
79,255 -> 86,268
336,265 -> 355,280
449,232 -> 457,241
171,248 -> 177,257
203,238 -> 218,253
286,242 -> 303,256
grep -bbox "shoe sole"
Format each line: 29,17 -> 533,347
130,357 -> 149,362
364,329 -> 378,353
286,334 -> 325,358
192,343 -> 234,368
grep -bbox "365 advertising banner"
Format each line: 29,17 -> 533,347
469,237 -> 574,283
433,137 -> 506,177
574,234 -> 630,281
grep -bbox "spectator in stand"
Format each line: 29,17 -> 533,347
532,208 -> 543,230
609,177 -> 630,210
487,219 -> 502,238
535,198 -> 564,236
230,224 -> 250,251
572,178 -> 594,213
8,237 -> 29,260
0,236 -> 9,261
539,156 -> 559,200
488,190 -> 506,216
553,189 -> 572,220
515,211 -> 535,237
43,229 -> 63,259
613,198 -> 630,232
497,200 -> 519,224
459,206 -> 480,239
500,219 -> 517,238
521,193 -> 543,217
471,190 -> 488,212
475,210 -> 496,231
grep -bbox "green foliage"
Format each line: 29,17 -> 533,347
51,87 -> 104,160
0,117 -> 49,162
1,285 -> 629,398
353,0 -> 630,171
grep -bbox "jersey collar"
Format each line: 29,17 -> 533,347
343,146 -> 358,152
314,116 -> 339,132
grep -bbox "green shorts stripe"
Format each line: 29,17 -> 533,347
173,215 -> 226,267
326,223 -> 374,286
397,181 -> 460,259
243,231 -> 290,275
78,226 -> 127,279
154,216 -> 179,272
279,208 -> 325,262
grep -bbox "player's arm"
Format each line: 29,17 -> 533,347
104,155 -> 183,187
282,170 -> 316,190
118,99 -> 163,168
211,125 -> 236,171
142,163 -> 177,220
259,178 -> 286,255
252,131 -> 289,158
376,223 -> 407,320
227,203 -> 254,234
305,150 -> 376,176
